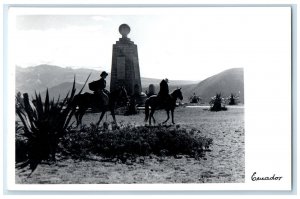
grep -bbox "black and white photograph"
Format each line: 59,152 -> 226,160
3,4 -> 293,193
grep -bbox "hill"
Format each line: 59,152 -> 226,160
190,68 -> 244,103
140,68 -> 244,104
16,65 -> 100,96
16,65 -> 244,103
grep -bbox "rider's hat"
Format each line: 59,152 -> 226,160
100,71 -> 108,77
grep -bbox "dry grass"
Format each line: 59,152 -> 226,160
16,106 -> 244,184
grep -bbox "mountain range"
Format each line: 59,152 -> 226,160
16,65 -> 244,103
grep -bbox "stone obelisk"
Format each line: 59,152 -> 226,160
110,24 -> 142,97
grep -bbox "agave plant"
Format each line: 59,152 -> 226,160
227,93 -> 239,105
15,76 -> 89,174
209,93 -> 227,111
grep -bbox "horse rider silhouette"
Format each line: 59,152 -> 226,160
157,78 -> 170,106
89,71 -> 110,106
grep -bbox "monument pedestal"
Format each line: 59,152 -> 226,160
110,24 -> 142,97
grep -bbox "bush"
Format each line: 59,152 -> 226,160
189,94 -> 201,104
209,93 -> 227,111
58,123 -> 213,162
227,93 -> 239,105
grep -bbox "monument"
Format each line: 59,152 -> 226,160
110,24 -> 142,97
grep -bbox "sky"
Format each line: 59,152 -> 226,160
11,7 -> 291,80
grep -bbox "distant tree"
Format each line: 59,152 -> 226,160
16,91 -> 22,99
189,93 -> 201,104
209,93 -> 227,111
147,84 -> 156,97
227,93 -> 239,105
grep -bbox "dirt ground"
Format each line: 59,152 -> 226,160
16,106 -> 245,184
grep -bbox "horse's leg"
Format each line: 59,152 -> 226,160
75,111 -> 80,127
163,110 -> 170,124
148,111 -> 152,125
110,108 -> 117,124
76,108 -> 85,128
78,110 -> 86,127
149,109 -> 153,125
152,115 -> 156,124
150,109 -> 156,125
96,111 -> 106,126
171,109 -> 175,124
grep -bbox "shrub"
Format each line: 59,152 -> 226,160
58,123 -> 213,162
147,84 -> 156,97
209,93 -> 227,111
227,93 -> 239,105
15,121 -> 28,163
189,93 -> 201,104
15,76 -> 89,174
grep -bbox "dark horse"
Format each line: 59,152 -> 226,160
72,87 -> 128,126
144,88 -> 183,125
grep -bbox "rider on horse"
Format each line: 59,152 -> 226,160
157,78 -> 170,106
91,71 -> 110,106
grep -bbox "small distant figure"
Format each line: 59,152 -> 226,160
157,78 -> 170,105
89,71 -> 110,106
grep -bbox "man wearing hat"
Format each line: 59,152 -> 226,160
89,71 -> 109,106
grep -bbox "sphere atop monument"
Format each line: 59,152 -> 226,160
119,24 -> 131,38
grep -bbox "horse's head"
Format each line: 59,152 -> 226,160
172,88 -> 183,101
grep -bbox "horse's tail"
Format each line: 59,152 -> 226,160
144,98 -> 150,122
